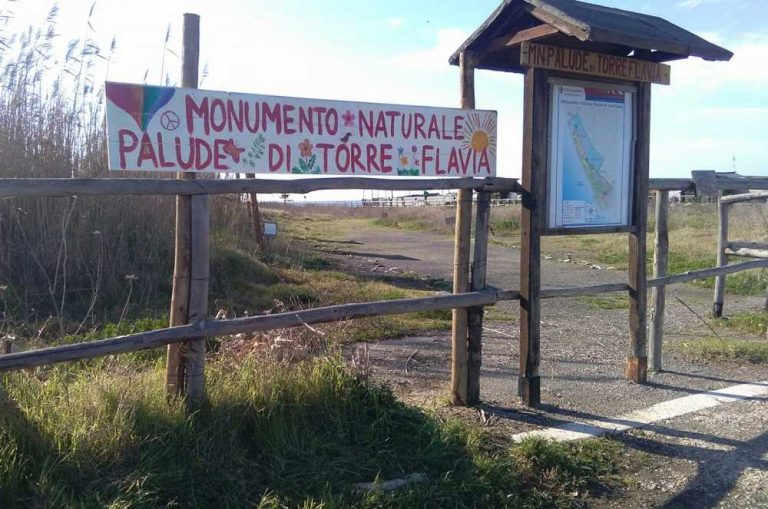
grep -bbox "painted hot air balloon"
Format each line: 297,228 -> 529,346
106,83 -> 176,132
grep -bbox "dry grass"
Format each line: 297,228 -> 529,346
0,10 -> 261,337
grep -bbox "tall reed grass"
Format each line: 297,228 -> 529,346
0,7 -> 254,337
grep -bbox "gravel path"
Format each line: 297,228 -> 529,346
320,224 -> 768,507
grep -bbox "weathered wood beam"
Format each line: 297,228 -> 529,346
649,190 -> 669,372
184,193 -> 209,404
646,51 -> 689,63
693,171 -> 768,193
167,12 -> 202,405
543,225 -> 635,236
720,191 -> 768,204
727,242 -> 768,251
726,247 -> 768,259
713,198 -> 729,317
487,24 -> 559,52
0,291 -> 506,372
518,66 -> 548,407
649,178 -> 694,192
539,283 -> 628,299
627,81 -> 651,384
528,6 -> 589,41
451,50 -> 476,407
649,258 -> 768,288
0,177 -> 519,198
468,191 -> 491,404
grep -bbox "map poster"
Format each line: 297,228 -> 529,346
547,82 -> 634,230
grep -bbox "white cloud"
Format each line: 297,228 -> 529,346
666,35 -> 768,90
391,28 -> 469,72
676,0 -> 726,8
386,18 -> 405,29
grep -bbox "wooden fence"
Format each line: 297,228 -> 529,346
0,175 -> 518,410
648,172 -> 768,371
713,190 -> 768,317
1,171 -> 766,410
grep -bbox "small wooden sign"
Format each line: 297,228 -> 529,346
520,42 -> 671,85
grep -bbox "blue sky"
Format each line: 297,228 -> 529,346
4,0 -> 767,195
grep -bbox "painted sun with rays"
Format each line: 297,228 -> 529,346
462,112 -> 497,156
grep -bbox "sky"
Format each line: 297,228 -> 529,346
3,0 -> 767,201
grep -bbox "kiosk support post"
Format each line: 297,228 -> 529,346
627,81 -> 651,383
519,67 -> 548,406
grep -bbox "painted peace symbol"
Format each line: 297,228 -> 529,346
160,110 -> 180,131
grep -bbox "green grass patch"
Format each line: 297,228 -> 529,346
667,252 -> 768,296
676,337 -> 768,363
210,246 -> 318,314
491,217 -> 520,234
54,316 -> 171,367
578,293 -> 629,310
713,310 -> 768,335
0,356 -> 624,507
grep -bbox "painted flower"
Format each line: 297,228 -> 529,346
299,138 -> 313,158
397,146 -> 405,156
400,155 -> 409,166
342,110 -> 355,127
411,145 -> 417,153
414,158 -> 420,166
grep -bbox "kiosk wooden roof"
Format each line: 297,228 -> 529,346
448,0 -> 733,73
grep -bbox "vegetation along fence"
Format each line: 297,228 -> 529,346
1,172 -> 766,411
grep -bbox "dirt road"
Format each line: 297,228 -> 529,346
315,224 -> 768,508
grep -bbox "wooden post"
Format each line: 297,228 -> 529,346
468,191 -> 491,404
451,189 -> 472,405
246,174 -> 266,251
166,13 -> 208,406
185,193 -> 209,403
450,51 -> 475,406
519,67 -> 547,406
649,190 -> 669,372
713,195 -> 729,317
626,81 -> 651,384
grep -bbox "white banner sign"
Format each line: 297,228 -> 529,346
105,82 -> 497,176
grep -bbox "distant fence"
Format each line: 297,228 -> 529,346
713,190 -> 768,318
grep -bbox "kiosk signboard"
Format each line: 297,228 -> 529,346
547,82 -> 634,230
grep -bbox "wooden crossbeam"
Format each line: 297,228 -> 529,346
487,24 -> 559,52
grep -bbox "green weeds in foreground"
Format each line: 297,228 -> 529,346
0,356 -> 623,508
713,309 -> 768,336
676,338 -> 768,364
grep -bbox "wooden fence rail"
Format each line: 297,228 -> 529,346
720,191 -> 768,204
0,176 -> 711,198
0,176 -> 520,198
0,290 -> 511,372
649,258 -> 768,287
